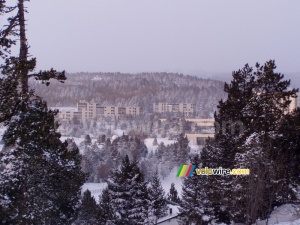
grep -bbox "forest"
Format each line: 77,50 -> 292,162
0,1 -> 300,225
30,72 -> 227,118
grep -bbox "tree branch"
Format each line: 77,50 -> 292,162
28,69 -> 67,86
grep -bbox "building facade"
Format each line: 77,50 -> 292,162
58,101 -> 141,121
153,103 -> 195,116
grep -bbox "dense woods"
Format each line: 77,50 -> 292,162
30,72 -> 226,117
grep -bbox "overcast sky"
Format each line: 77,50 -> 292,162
25,0 -> 300,77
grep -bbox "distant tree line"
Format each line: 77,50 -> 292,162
30,72 -> 226,118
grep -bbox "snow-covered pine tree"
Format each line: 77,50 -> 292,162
152,137 -> 158,146
0,98 -> 86,224
148,169 -> 168,221
201,61 -> 298,224
177,133 -> 190,165
98,187 -> 113,225
275,108 -> 300,203
231,61 -> 299,224
107,155 -> 149,224
200,139 -> 230,224
84,134 -> 92,145
0,1 -> 86,224
76,189 -> 99,225
167,183 -> 181,204
178,154 -> 214,225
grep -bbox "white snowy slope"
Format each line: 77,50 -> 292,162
161,167 -> 183,196
254,204 -> 300,225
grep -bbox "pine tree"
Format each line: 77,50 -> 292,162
0,1 -> 86,224
200,61 -> 299,224
98,187 -> 113,225
0,99 -> 86,224
266,108 -> 300,205
84,134 -> 92,145
76,189 -> 99,225
148,169 -> 168,221
167,183 -> 181,204
178,155 -> 214,225
107,155 -> 149,224
177,133 -> 190,165
152,137 -> 158,146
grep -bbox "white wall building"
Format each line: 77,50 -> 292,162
58,101 -> 141,121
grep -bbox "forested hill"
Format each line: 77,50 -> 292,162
29,72 -> 227,117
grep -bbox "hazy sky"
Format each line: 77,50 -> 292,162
25,0 -> 300,76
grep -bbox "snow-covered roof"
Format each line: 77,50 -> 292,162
157,204 -> 180,224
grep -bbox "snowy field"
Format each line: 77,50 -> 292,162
161,167 -> 183,196
255,204 -> 300,225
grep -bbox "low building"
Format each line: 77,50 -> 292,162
185,118 -> 214,127
157,201 -> 180,225
56,108 -> 79,121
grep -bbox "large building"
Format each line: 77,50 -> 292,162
184,118 -> 215,145
153,103 -> 195,116
58,101 -> 141,121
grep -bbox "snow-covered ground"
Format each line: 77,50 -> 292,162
161,167 -> 183,196
254,204 -> 300,225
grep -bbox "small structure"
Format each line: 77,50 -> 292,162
156,201 -> 181,225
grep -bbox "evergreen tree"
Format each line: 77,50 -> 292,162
98,187 -> 113,225
148,169 -> 168,221
167,183 -> 181,204
0,1 -> 86,224
275,108 -> 300,202
179,155 -> 214,225
201,61 -> 299,224
152,137 -> 158,146
97,134 -> 106,144
177,133 -> 190,165
76,189 -> 99,225
0,99 -> 86,224
107,155 -> 149,224
84,134 -> 92,145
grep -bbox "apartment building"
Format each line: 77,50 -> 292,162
57,109 -> 80,121
58,101 -> 141,121
153,103 -> 195,116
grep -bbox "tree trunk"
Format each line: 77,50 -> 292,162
18,0 -> 29,95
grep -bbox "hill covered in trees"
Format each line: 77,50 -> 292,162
29,72 -> 227,117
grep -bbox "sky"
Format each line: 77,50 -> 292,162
22,0 -> 300,79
